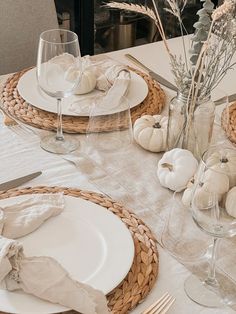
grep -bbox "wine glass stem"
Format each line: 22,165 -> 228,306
56,98 -> 64,141
205,237 -> 219,286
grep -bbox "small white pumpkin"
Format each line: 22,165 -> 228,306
182,177 -> 195,206
65,68 -> 97,94
225,186 -> 236,218
192,187 -> 215,209
206,151 -> 236,187
203,169 -> 229,195
133,115 -> 168,152
157,148 -> 198,191
183,185 -> 224,209
50,53 -> 75,70
182,170 -> 228,208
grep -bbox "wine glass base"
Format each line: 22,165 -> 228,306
161,232 -> 210,263
40,134 -> 79,154
160,194 -> 211,263
184,274 -> 223,308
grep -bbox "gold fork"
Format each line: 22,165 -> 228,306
0,108 -> 17,126
0,108 -> 40,140
142,292 -> 175,314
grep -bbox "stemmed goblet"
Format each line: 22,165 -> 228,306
86,95 -> 133,153
212,89 -> 231,147
37,29 -> 81,154
184,146 -> 236,307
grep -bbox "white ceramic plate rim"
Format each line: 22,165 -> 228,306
0,194 -> 134,314
17,67 -> 148,116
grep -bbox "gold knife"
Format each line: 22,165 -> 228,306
125,53 -> 178,92
0,171 -> 42,191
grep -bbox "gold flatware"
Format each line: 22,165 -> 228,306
142,292 -> 175,314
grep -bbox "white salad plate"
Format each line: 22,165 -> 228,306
0,194 -> 135,314
17,67 -> 148,116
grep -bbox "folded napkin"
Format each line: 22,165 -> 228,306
0,193 -> 64,239
69,55 -> 131,114
98,69 -> 130,111
0,236 -> 109,314
84,55 -> 129,92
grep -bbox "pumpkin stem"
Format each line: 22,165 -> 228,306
153,122 -> 161,129
220,157 -> 228,163
161,162 -> 173,171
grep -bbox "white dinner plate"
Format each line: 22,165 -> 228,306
17,67 -> 148,116
0,194 -> 134,314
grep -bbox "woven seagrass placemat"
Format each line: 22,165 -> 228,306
222,103 -> 236,144
0,186 -> 159,314
0,68 -> 166,134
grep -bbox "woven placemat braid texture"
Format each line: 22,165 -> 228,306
222,103 -> 236,144
0,67 -> 165,134
0,186 -> 159,314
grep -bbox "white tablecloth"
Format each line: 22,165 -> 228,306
0,36 -> 236,314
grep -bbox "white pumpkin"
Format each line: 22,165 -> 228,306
203,169 -> 229,195
50,53 -> 75,70
183,185 -> 224,209
182,177 -> 195,206
182,170 -> 228,208
65,68 -> 97,94
225,186 -> 236,218
206,151 -> 236,187
133,115 -> 168,152
192,187 -> 215,209
157,148 -> 198,191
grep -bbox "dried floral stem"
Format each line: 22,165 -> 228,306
164,0 -> 189,70
212,0 -> 235,21
150,0 -> 171,54
107,0 -> 236,121
183,0 -> 236,141
151,0 -> 167,43
184,22 -> 214,141
180,23 -> 189,72
106,2 -> 172,57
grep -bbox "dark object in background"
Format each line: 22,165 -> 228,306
54,0 -> 219,56
55,0 -> 94,56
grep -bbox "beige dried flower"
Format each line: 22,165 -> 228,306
164,0 -> 187,21
212,0 -> 234,21
107,0 -> 236,100
106,2 -> 157,22
105,1 -> 171,55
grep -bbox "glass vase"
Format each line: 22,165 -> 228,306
166,92 -> 215,160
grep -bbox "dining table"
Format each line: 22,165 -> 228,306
0,34 -> 236,314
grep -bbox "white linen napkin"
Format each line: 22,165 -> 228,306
0,236 -> 109,314
69,55 -> 131,114
0,193 -> 64,239
98,69 -> 130,111
88,55 -> 129,92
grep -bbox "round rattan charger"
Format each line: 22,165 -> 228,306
0,68 -> 165,134
222,102 -> 236,144
0,186 -> 159,314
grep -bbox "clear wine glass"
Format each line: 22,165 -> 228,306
86,95 -> 133,153
212,89 -> 231,147
37,29 -> 81,154
184,146 -> 236,307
